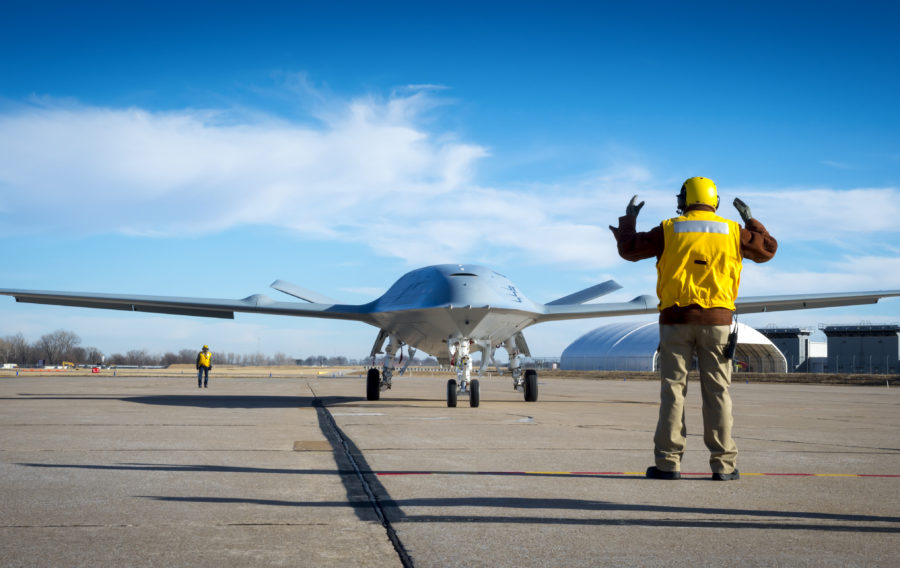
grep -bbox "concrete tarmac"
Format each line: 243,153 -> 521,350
1,373 -> 898,567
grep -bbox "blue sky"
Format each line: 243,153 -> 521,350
1,1 -> 899,359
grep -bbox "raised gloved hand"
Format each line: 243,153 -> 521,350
626,195 -> 645,218
733,198 -> 752,224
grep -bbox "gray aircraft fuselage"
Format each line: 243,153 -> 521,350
364,264 -> 543,359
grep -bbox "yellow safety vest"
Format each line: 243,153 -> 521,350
656,210 -> 742,311
198,351 -> 212,367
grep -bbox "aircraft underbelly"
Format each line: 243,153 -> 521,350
369,307 -> 535,357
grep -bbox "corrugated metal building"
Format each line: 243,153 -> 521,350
757,328 -> 816,372
822,324 -> 900,374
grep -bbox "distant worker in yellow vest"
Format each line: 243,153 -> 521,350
609,177 -> 777,481
196,345 -> 212,388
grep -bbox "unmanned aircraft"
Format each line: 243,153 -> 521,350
2,264 -> 899,407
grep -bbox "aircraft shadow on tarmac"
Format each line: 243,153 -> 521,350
17,462 -> 900,534
138,495 -> 900,533
11,394 -> 450,409
11,394 -> 368,409
14,399 -> 900,536
126,394 -> 358,409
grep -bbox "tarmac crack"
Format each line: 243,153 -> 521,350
309,384 -> 415,568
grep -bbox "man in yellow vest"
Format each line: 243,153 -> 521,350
196,345 -> 212,388
610,177 -> 777,480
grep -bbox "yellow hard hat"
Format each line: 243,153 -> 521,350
202,345 -> 209,349
678,176 -> 719,212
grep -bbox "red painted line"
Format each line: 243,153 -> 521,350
856,474 -> 900,478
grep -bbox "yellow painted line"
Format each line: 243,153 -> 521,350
812,473 -> 859,477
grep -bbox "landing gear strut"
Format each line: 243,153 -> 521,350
504,337 -> 538,402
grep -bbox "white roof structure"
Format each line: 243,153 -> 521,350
560,321 -> 787,373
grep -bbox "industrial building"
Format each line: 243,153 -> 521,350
757,328 -> 820,372
560,321 -> 786,372
821,324 -> 900,374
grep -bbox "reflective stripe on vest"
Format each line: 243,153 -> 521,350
656,211 -> 742,311
673,220 -> 730,234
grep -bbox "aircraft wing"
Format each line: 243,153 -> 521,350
537,290 -> 900,322
734,290 -> 900,314
0,288 -> 379,325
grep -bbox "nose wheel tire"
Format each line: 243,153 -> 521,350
524,369 -> 538,402
447,379 -> 457,407
366,368 -> 381,401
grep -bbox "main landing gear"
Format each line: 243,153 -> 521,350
366,331 -> 539,406
366,368 -> 381,401
523,369 -> 538,402
505,337 -> 538,403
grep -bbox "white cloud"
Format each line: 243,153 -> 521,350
739,255 -> 900,296
0,92 -> 655,269
723,186 -> 900,242
1,90 -> 898,280
0,93 -> 487,238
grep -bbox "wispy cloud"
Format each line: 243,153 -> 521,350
0,90 -> 649,269
821,160 -> 854,170
1,89 -> 898,280
0,91 -> 486,237
724,186 -> 900,241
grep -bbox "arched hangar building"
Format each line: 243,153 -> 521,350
560,321 -> 787,373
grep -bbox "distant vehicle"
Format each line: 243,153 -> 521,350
62,361 -> 75,368
2,264 -> 899,406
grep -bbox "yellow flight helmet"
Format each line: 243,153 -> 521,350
677,176 -> 719,213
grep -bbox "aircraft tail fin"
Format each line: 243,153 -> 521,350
270,280 -> 338,304
546,279 -> 623,306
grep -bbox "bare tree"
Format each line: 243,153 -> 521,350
38,330 -> 81,365
178,349 -> 195,364
125,349 -> 153,366
84,346 -> 104,365
4,334 -> 31,366
161,352 -> 180,366
270,352 -> 291,366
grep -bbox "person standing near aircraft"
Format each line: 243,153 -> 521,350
196,345 -> 212,388
609,177 -> 777,481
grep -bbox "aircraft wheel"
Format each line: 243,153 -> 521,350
470,379 -> 480,408
366,368 -> 381,401
447,379 -> 457,407
524,369 -> 538,402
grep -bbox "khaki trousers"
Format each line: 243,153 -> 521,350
654,324 -> 738,474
